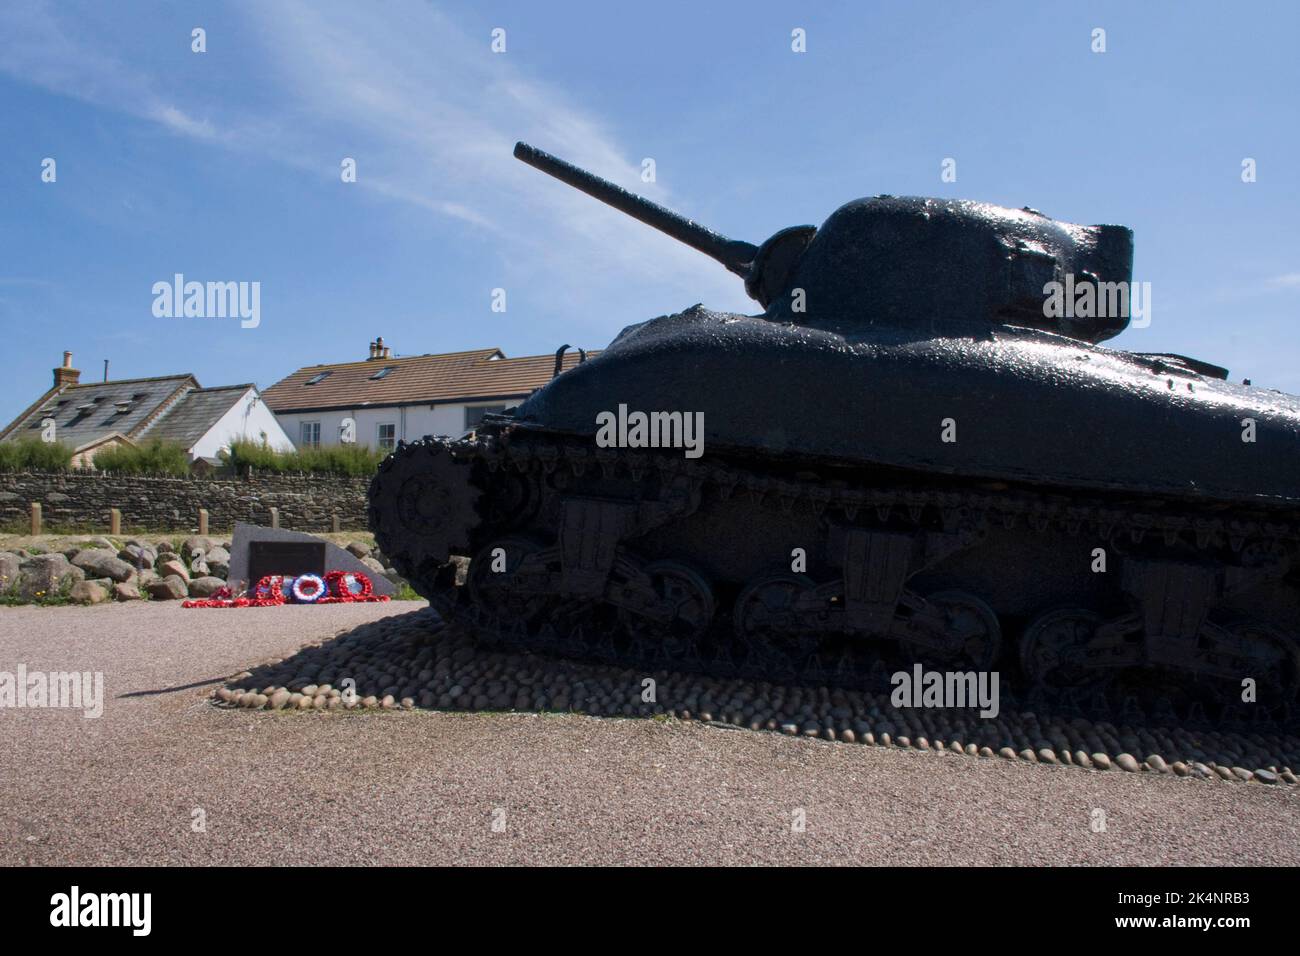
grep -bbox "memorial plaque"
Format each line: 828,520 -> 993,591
227,523 -> 396,597
248,541 -> 326,583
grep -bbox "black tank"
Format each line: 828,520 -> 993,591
369,143 -> 1300,720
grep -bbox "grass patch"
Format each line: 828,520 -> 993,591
0,437 -> 73,472
0,578 -> 75,607
223,438 -> 387,476
392,581 -> 422,601
94,439 -> 191,477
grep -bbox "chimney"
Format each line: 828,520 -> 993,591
368,336 -> 389,360
53,351 -> 80,387
367,339 -> 378,360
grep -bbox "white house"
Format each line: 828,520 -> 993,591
263,337 -> 593,452
0,352 -> 295,466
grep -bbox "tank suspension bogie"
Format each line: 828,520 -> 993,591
370,431 -> 1300,717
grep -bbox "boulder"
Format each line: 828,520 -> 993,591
118,544 -> 158,569
346,542 -> 371,559
0,552 -> 21,593
90,536 -> 115,550
70,581 -> 109,605
147,575 -> 189,600
158,558 -> 190,582
113,582 -> 142,601
71,549 -> 137,583
17,554 -> 85,601
136,569 -> 160,588
361,556 -> 387,576
188,576 -> 227,598
183,536 -> 214,557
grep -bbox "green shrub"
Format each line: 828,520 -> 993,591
94,438 -> 191,476
0,437 -> 73,472
224,437 -> 386,476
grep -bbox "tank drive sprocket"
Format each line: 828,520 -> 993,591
369,437 -> 483,605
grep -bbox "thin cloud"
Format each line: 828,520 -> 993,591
0,0 -> 754,330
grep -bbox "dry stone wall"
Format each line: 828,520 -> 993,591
0,471 -> 371,532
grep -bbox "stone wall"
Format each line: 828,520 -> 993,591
0,470 -> 372,533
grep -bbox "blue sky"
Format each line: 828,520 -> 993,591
1,0 -> 1297,426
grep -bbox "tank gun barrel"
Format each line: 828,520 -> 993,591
513,142 -> 759,279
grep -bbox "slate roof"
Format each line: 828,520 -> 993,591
262,348 -> 596,413
1,375 -> 196,449
140,384 -> 254,447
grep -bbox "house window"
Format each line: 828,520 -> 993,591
370,366 -> 396,380
377,423 -> 396,451
464,404 -> 507,432
300,421 -> 321,447
305,371 -> 331,385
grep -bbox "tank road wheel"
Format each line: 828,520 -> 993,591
733,573 -> 817,681
1019,608 -> 1106,693
1225,621 -> 1300,710
467,537 -> 553,633
899,590 -> 1002,672
618,561 -> 715,664
733,572 -> 813,638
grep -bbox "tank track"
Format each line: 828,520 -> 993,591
370,428 -> 1300,726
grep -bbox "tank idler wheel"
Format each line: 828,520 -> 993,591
618,561 -> 716,658
899,590 -> 1002,672
467,537 -> 553,630
1019,608 -> 1106,692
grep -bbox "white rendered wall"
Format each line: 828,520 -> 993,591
191,388 -> 297,459
272,401 -> 512,450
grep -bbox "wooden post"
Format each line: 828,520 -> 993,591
198,508 -> 209,536
331,512 -> 340,533
30,502 -> 41,536
269,507 -> 279,529
109,508 -> 121,535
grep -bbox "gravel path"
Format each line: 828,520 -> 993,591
1,602 -> 1296,866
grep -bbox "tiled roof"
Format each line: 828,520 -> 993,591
262,348 -> 596,412
1,375 -> 197,449
140,384 -> 254,447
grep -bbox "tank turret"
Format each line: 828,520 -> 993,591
515,141 -> 1134,342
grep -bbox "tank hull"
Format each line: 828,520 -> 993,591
514,305 -> 1300,507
